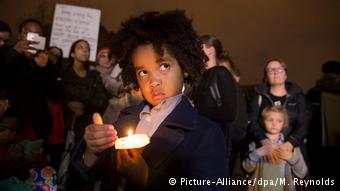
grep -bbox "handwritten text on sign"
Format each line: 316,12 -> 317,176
50,4 -> 101,61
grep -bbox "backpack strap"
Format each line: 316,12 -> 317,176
209,74 -> 223,107
258,94 -> 262,107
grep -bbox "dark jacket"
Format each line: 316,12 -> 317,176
0,46 -> 55,140
62,64 -> 109,143
192,66 -> 237,123
248,82 -> 312,147
72,96 -> 228,191
306,77 -> 340,146
62,65 -> 109,114
306,77 -> 340,105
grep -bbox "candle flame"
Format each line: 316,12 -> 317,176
128,130 -> 133,137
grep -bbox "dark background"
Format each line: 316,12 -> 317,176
1,0 -> 340,91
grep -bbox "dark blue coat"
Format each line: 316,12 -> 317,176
72,96 -> 228,191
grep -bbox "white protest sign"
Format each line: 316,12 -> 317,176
50,4 -> 101,61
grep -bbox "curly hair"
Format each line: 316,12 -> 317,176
111,10 -> 206,89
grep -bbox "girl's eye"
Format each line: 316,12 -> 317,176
160,63 -> 170,71
266,118 -> 274,122
138,70 -> 148,77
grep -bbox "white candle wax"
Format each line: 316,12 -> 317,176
115,130 -> 150,149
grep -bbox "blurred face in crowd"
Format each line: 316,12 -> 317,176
18,21 -> 43,58
266,60 -> 287,86
19,21 -> 43,41
0,31 -> 10,48
97,48 -> 113,68
132,44 -> 184,106
71,41 -> 90,63
0,117 -> 18,145
48,47 -> 62,64
263,111 -> 284,135
202,43 -> 217,69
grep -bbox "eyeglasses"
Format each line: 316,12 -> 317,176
266,67 -> 286,75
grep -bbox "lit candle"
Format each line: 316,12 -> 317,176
115,130 -> 150,149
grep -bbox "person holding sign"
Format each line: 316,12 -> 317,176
72,10 -> 228,191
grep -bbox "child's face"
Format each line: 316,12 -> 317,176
132,44 -> 184,106
264,111 -> 284,135
0,117 -> 18,145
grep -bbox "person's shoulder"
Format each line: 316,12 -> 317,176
254,83 -> 269,94
195,114 -> 221,133
88,68 -> 101,77
211,66 -> 231,76
286,82 -> 304,95
0,45 -> 18,56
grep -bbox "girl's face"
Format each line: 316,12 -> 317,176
97,49 -> 113,68
202,43 -> 217,69
202,44 -> 216,59
132,44 -> 184,106
264,111 -> 284,135
72,41 -> 90,63
0,117 -> 18,145
266,61 -> 287,86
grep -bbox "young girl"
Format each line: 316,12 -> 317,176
72,10 -> 228,191
243,105 -> 307,191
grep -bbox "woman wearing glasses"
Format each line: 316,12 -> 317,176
247,58 -> 312,164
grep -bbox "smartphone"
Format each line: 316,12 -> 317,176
26,32 -> 46,54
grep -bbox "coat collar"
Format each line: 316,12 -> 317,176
117,95 -> 195,133
255,81 -> 304,97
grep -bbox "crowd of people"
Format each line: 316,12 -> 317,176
0,9 -> 340,191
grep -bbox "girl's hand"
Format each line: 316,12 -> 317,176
83,113 -> 117,167
278,147 -> 293,161
280,141 -> 293,151
116,148 -> 148,187
84,113 -> 117,155
265,142 -> 281,164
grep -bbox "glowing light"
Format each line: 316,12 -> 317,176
115,129 -> 150,149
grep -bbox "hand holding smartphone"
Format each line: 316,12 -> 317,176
26,32 -> 46,54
